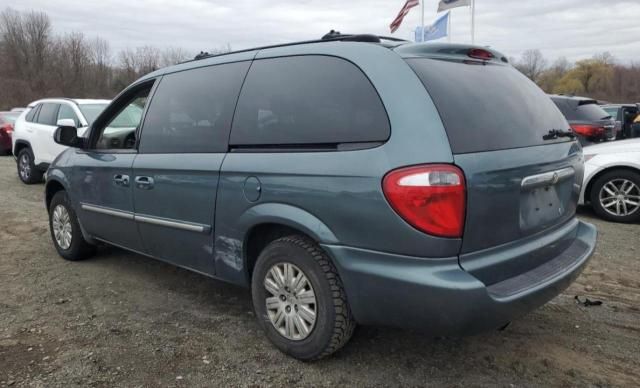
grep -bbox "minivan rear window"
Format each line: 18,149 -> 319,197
407,59 -> 570,154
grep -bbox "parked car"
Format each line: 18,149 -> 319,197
10,107 -> 26,113
550,95 -> 616,144
44,36 -> 597,360
0,111 -> 21,154
580,138 -> 640,223
602,104 -> 640,139
12,98 -> 110,184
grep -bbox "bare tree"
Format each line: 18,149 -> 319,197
160,47 -> 190,67
514,49 -> 548,82
135,45 -> 160,75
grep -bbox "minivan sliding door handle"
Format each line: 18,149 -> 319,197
135,176 -> 155,190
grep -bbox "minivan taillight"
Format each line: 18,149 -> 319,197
570,124 -> 604,137
383,165 -> 466,238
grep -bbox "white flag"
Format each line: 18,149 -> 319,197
438,0 -> 470,12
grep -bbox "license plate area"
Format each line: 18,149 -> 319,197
520,168 -> 574,231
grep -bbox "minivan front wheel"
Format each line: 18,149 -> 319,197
251,235 -> 355,360
48,191 -> 96,260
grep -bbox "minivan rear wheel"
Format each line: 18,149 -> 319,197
590,169 -> 640,223
251,235 -> 355,360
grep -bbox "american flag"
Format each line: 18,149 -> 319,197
390,0 -> 420,33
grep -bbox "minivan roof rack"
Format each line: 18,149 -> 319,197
188,31 -> 409,62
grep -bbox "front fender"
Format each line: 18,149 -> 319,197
45,164 -> 95,244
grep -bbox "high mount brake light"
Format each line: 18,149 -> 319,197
468,48 -> 494,61
383,165 -> 466,238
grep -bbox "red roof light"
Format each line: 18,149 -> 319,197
468,48 -> 494,61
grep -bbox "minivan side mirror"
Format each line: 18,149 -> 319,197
53,125 -> 83,148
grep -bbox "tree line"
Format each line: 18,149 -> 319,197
1,7 -> 639,111
512,49 -> 640,103
0,8 -> 230,110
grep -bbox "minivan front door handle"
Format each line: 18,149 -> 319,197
135,176 -> 155,190
113,174 -> 130,187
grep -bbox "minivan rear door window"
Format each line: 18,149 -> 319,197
230,55 -> 390,147
407,59 -> 570,154
139,61 -> 250,153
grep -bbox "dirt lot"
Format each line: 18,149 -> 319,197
0,155 -> 639,387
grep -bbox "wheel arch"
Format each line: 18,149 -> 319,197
236,203 -> 339,282
45,178 -> 67,211
13,139 -> 31,158
584,165 -> 640,204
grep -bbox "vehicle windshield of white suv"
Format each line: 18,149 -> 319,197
78,104 -> 109,126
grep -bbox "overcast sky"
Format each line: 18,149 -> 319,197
6,0 -> 640,63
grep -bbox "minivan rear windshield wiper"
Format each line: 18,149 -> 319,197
543,129 -> 576,141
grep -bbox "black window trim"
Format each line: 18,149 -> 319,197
227,54 -> 391,152
83,78 -> 160,154
27,104 -> 42,123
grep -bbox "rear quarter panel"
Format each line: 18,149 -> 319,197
214,42 -> 460,286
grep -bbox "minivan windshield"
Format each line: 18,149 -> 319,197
78,103 -> 109,126
407,59 -> 571,154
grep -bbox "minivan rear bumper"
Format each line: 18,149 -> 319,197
322,219 -> 596,334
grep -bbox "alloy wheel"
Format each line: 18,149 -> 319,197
599,178 -> 640,217
264,262 -> 317,341
52,205 -> 73,249
19,153 -> 31,180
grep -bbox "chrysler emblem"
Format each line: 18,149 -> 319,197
551,172 -> 559,185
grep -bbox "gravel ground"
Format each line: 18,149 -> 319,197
0,155 -> 639,387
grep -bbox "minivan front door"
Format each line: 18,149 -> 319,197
71,81 -> 155,252
71,152 -> 140,250
131,61 -> 250,275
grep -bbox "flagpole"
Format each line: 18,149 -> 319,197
421,0 -> 425,42
471,0 -> 475,44
448,11 -> 452,42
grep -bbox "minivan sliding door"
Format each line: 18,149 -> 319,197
132,61 -> 251,275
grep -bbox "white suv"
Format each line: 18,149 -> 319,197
12,98 -> 110,184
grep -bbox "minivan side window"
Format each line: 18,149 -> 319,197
92,84 -> 152,150
36,103 -> 60,126
139,61 -> 251,154
230,55 -> 390,147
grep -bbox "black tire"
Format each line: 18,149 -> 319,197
590,169 -> 640,223
17,147 -> 43,184
48,191 -> 96,261
251,235 -> 356,360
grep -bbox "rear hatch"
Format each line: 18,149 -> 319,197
401,45 -> 584,284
